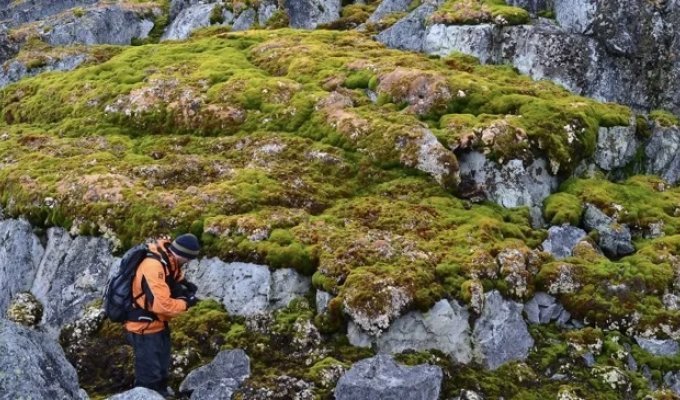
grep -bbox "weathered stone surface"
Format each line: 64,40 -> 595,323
375,0 -> 443,51
162,2 -> 214,41
582,204 -> 635,258
283,0 -> 341,29
368,0 -> 412,23
41,5 -> 155,46
594,122 -> 639,171
232,8 -> 256,31
458,151 -> 558,209
0,53 -> 87,89
376,299 -> 473,364
645,124 -> 680,184
185,259 -> 271,316
0,0 -> 99,28
665,371 -> 680,396
473,290 -> 534,370
31,227 -> 114,337
269,268 -> 311,310
506,0 -> 551,15
635,337 -> 680,357
0,318 -> 86,399
424,24 -> 496,63
334,354 -> 442,400
524,292 -> 571,325
541,225 -> 587,259
554,0 -> 597,34
179,349 -> 251,398
0,219 -> 43,316
107,387 -> 166,400
258,0 -> 278,25
316,290 -> 332,315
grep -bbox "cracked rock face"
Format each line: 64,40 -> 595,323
0,219 -> 44,316
472,290 -> 534,370
375,0 -> 444,52
542,225 -> 587,259
524,292 -> 571,325
645,124 -> 680,184
0,53 -> 87,89
179,349 -> 251,399
582,204 -> 635,258
0,318 -> 87,400
31,227 -> 115,338
162,2 -> 215,41
594,122 -> 639,171
334,354 -> 443,400
270,268 -> 312,310
283,0 -> 341,29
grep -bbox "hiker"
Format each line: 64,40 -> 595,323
124,233 -> 201,397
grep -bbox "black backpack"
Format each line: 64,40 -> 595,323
103,244 -> 161,322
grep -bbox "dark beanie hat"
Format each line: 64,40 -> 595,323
170,233 -> 200,259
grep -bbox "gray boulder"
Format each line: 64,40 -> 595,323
594,122 -> 639,171
232,8 -> 256,31
269,268 -> 311,310
524,292 -> 570,325
424,24 -> 497,64
258,0 -> 278,25
458,151 -> 558,209
582,204 -> 635,258
162,2 -> 215,41
375,0 -> 443,51
376,299 -> 472,364
0,53 -> 87,89
41,5 -> 155,46
0,219 -> 43,315
473,290 -> 534,370
645,124 -> 680,184
316,290 -> 332,315
554,0 -> 597,34
368,0 -> 413,23
0,318 -> 86,399
283,0 -> 341,28
107,387 -> 166,400
635,337 -> 680,357
185,259 -> 271,316
0,0 -> 99,28
179,349 -> 250,398
31,227 -> 115,337
665,371 -> 680,396
334,354 -> 442,400
541,225 -> 586,259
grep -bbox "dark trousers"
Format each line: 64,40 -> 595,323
126,328 -> 171,393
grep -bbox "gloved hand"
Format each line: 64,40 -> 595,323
171,282 -> 189,299
182,281 -> 198,296
185,295 -> 200,308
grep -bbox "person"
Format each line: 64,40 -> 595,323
124,233 -> 201,397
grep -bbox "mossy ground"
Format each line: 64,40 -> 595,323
430,0 -> 530,25
0,25 -> 677,398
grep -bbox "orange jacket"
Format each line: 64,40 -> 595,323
124,239 -> 188,334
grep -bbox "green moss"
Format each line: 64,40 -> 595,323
210,3 -> 226,25
430,0 -> 530,25
543,192 -> 583,226
650,109 -> 679,127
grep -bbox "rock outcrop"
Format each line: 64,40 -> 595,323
541,225 -> 587,259
472,291 -> 534,370
0,219 -> 44,315
645,124 -> 680,184
0,318 -> 87,399
107,387 -> 166,400
582,204 -> 635,258
334,354 -> 443,400
179,349 -> 251,399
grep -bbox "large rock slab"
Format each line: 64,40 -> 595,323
107,387 -> 166,400
378,300 -> 472,364
0,53 -> 87,89
41,5 -> 155,46
541,225 -> 586,259
0,0 -> 99,28
334,354 -> 442,400
472,290 -> 534,370
185,259 -> 271,316
424,24 -> 497,63
375,0 -> 443,52
458,151 -> 558,209
368,0 -> 413,23
0,219 -> 43,315
554,0 -> 597,34
645,124 -> 680,185
270,268 -> 311,310
31,227 -> 115,337
582,204 -> 635,258
179,349 -> 251,399
283,0 -> 341,28
635,337 -> 680,357
594,122 -> 639,171
0,318 -> 86,399
162,2 -> 214,41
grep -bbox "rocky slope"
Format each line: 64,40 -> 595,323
0,0 -> 679,399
